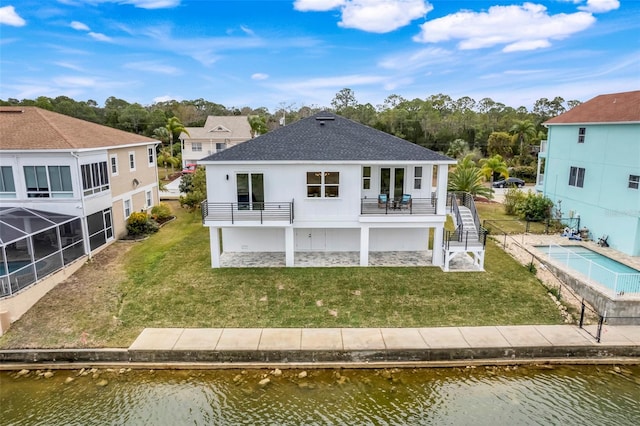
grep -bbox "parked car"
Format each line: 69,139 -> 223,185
492,177 -> 525,188
182,163 -> 197,174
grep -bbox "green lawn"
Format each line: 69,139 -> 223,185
0,202 -> 563,349
476,202 -> 560,235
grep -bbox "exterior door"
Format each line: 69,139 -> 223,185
380,167 -> 405,199
295,229 -> 326,251
236,173 -> 264,210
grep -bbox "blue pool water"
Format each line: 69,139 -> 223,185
0,260 -> 31,276
536,245 -> 640,293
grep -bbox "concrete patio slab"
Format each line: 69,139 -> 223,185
129,328 -> 184,351
301,328 -> 343,350
418,327 -> 468,348
611,326 -> 640,344
496,325 -> 551,347
216,328 -> 262,351
342,328 -> 385,350
458,326 -> 510,348
580,325 -> 636,345
534,325 -> 592,346
259,328 -> 301,350
381,328 -> 428,349
173,328 -> 223,350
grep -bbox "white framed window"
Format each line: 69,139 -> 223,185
81,162 -> 110,196
0,166 -> 16,198
129,151 -> 136,171
629,175 -> 639,190
215,143 -> 226,152
578,127 -> 586,143
307,171 -> 339,198
362,167 -> 371,190
147,147 -> 155,166
414,166 -> 422,190
192,142 -> 202,152
24,165 -> 73,198
145,190 -> 153,208
124,198 -> 132,218
110,154 -> 119,176
569,166 -> 585,188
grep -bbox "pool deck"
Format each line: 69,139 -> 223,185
2,324 -> 639,368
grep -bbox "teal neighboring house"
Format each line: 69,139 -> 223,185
535,90 -> 640,256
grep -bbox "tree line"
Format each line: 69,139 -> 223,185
1,90 -> 579,163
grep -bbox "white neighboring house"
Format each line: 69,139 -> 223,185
180,116 -> 253,168
199,111 -> 460,268
0,106 -> 160,325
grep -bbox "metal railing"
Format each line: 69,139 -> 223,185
360,197 -> 437,215
444,192 -> 488,249
201,200 -> 294,224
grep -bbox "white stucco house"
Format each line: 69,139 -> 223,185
199,111 -> 466,268
180,116 -> 253,168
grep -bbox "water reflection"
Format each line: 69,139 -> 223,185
1,365 -> 639,425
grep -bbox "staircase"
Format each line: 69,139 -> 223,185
443,192 -> 487,271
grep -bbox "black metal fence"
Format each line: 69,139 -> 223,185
201,200 -> 294,224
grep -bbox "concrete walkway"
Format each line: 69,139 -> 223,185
124,325 -> 640,364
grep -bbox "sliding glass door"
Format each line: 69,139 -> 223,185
237,173 -> 264,210
380,167 -> 405,199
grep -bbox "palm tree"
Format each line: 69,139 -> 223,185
156,146 -> 180,179
166,116 -> 190,146
510,119 -> 536,157
152,127 -> 171,147
248,115 -> 268,138
480,154 -> 509,185
447,166 -> 493,199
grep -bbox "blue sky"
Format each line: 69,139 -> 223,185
1,0 -> 638,111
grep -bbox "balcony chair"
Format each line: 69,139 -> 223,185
378,194 -> 388,208
399,194 -> 412,209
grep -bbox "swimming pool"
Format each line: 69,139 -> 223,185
536,245 -> 640,296
0,260 -> 31,276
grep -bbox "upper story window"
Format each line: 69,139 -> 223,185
192,142 -> 202,152
129,152 -> 136,171
414,166 -> 423,190
307,171 -> 339,198
147,147 -> 155,166
629,175 -> 639,190
569,166 -> 585,188
110,154 -> 118,176
24,165 -> 73,198
362,167 -> 371,190
81,162 -> 110,196
0,166 -> 16,198
578,127 -> 586,143
215,143 -> 226,152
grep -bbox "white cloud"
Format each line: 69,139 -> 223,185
0,5 -> 26,27
251,73 -> 269,80
88,32 -> 113,42
579,0 -> 620,13
124,61 -> 181,75
153,95 -> 181,103
53,76 -> 99,87
53,61 -> 85,72
122,0 -> 181,9
240,25 -> 255,36
295,0 -> 432,33
294,0 -> 346,12
414,3 -> 595,52
378,46 -> 453,71
274,74 -> 387,92
70,21 -> 90,31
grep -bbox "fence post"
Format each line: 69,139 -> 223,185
503,233 -> 507,249
579,299 -> 585,328
596,315 -> 604,343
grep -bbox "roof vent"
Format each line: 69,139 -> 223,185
316,116 -> 335,121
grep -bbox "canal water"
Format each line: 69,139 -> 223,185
2,365 -> 639,425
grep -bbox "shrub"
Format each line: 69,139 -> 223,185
503,187 -> 526,216
515,192 -> 553,221
509,165 -> 537,182
126,212 -> 159,236
151,202 -> 172,222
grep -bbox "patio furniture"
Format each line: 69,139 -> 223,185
399,194 -> 412,209
378,194 -> 388,208
597,235 -> 609,247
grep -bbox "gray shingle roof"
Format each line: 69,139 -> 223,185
200,111 -> 454,163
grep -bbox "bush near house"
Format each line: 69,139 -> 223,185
126,212 -> 159,236
151,202 -> 172,224
508,165 -> 537,182
503,189 -> 553,222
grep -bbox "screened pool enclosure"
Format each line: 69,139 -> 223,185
0,207 -> 86,298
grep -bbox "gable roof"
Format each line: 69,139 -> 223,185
545,90 -> 640,125
182,115 -> 252,140
0,106 -> 157,150
201,111 -> 454,163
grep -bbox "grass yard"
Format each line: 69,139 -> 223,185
476,201 -> 559,235
0,201 -> 563,349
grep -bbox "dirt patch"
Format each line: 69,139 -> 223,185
0,242 -> 134,348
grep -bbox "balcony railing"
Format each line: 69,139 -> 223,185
201,200 -> 294,224
360,197 -> 437,215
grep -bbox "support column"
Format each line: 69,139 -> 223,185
360,226 -> 370,266
285,227 -> 294,267
209,227 -> 221,268
432,224 -> 444,267
436,164 -> 449,215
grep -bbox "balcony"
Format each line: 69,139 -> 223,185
201,201 -> 294,224
360,197 -> 437,215
538,140 -> 547,158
